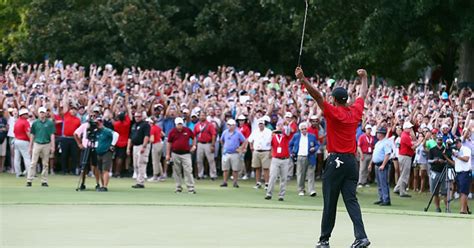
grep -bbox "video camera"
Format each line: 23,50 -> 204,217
87,120 -> 99,141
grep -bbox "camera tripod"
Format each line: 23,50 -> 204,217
75,140 -> 96,191
423,165 -> 456,212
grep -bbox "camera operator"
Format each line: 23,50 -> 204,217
427,135 -> 448,212
74,114 -> 100,190
128,111 -> 150,189
94,116 -> 119,192
451,138 -> 472,214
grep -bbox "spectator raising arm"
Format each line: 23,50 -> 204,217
295,67 -> 324,111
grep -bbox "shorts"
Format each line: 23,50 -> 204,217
97,151 -> 113,171
429,170 -> 447,196
81,149 -> 98,169
456,171 -> 472,195
251,151 -> 271,169
114,147 -> 127,160
0,139 -> 6,156
222,153 -> 240,171
416,163 -> 428,170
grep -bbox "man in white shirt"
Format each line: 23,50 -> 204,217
452,138 -> 472,214
248,118 -> 273,189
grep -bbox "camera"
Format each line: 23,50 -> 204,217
87,120 -> 99,141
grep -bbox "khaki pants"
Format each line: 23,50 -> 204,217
151,142 -> 163,176
394,155 -> 412,195
296,156 -> 315,193
197,143 -> 216,178
172,153 -> 195,190
27,143 -> 51,183
266,158 -> 289,197
358,154 -> 372,185
14,140 -> 31,177
133,145 -> 150,185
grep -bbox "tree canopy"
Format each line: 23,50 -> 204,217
1,0 -> 473,84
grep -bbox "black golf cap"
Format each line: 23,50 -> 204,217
332,87 -> 348,102
376,127 -> 387,134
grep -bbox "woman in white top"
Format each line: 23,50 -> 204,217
389,126 -> 402,184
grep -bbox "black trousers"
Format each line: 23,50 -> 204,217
320,153 -> 367,241
60,137 -> 79,174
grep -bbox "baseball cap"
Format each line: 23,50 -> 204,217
310,115 -> 318,120
441,92 -> 449,100
38,107 -> 47,113
175,117 -> 184,125
284,112 -> 293,118
191,112 -> 198,118
402,122 -> 414,129
257,118 -> 265,125
331,87 -> 348,102
262,115 -> 271,123
93,106 -> 101,112
376,127 -> 387,134
237,115 -> 246,120
436,135 -> 443,140
454,138 -> 462,144
19,108 -> 29,116
182,109 -> 190,114
95,116 -> 104,122
441,124 -> 449,129
446,138 -> 453,144
227,119 -> 236,126
365,124 -> 372,130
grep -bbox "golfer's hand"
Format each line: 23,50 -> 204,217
357,69 -> 367,78
295,67 -> 305,80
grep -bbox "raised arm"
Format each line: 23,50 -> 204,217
357,69 -> 368,99
295,67 -> 324,111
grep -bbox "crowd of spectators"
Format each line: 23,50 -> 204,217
0,61 -> 472,211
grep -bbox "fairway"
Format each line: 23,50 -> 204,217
1,174 -> 473,247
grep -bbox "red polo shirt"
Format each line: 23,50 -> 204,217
54,114 -> 63,136
399,131 -> 415,156
63,111 -> 81,136
113,115 -> 131,148
307,126 -> 319,140
271,133 -> 290,158
150,124 -> 162,144
239,124 -> 251,138
194,121 -> 216,143
168,127 -> 194,153
357,133 -> 374,154
288,121 -> 298,140
14,117 -> 30,141
324,97 -> 364,154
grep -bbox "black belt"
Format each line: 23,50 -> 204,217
374,162 -> 383,166
198,142 -> 212,144
274,157 -> 289,160
364,153 -> 372,155
35,142 -> 50,145
256,150 -> 270,152
173,151 -> 190,155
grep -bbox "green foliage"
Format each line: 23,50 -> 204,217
0,0 -> 473,83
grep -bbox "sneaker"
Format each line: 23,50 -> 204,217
95,184 -> 100,190
310,191 -> 317,197
373,200 -> 382,205
264,195 -> 272,200
315,240 -> 330,248
159,176 -> 166,182
454,192 -> 460,199
230,175 -> 234,180
132,171 -> 137,179
233,182 -> 239,188
220,182 -> 228,187
435,207 -> 442,213
250,171 -> 255,178
364,184 -> 370,188
350,238 -> 370,248
188,189 -> 196,194
264,184 -> 268,190
41,182 -> 49,187
469,193 -> 472,199
357,184 -> 363,188
26,182 -> 32,187
278,197 -> 284,201
147,176 -> 159,182
399,194 -> 412,198
79,184 -> 86,191
175,187 -> 183,193
241,175 -> 249,180
131,184 -> 145,189
298,192 -> 305,196
99,187 -> 108,192
144,173 -> 148,179
379,202 -> 391,206
253,183 -> 262,189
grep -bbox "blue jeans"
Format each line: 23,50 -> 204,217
376,163 -> 390,203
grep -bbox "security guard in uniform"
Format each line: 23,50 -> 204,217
296,67 -> 370,248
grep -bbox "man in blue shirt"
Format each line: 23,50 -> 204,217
370,127 -> 392,206
219,119 -> 247,188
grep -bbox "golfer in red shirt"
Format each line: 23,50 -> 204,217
296,67 -> 370,248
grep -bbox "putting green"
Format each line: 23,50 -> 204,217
1,174 -> 473,247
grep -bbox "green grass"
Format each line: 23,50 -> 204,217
1,174 -> 473,247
